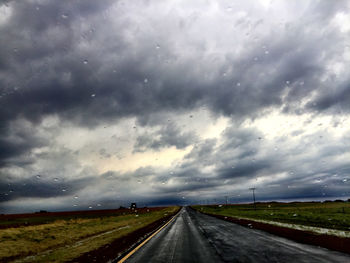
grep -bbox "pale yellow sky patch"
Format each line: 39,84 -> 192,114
93,145 -> 192,174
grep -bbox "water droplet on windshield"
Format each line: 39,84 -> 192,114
156,44 -> 160,49
91,94 -> 96,97
137,179 -> 142,183
74,195 -> 78,199
144,78 -> 148,83
97,204 -> 101,207
285,80 -> 290,85
236,82 -> 241,87
62,189 -> 66,192
61,14 -> 68,19
89,206 -> 93,209
36,175 -> 41,179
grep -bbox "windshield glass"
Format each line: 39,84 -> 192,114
1,1 -> 350,262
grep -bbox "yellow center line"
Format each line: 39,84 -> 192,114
118,209 -> 181,263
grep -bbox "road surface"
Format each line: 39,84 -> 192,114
124,207 -> 350,263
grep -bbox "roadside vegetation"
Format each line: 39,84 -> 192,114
0,206 -> 179,263
193,201 -> 350,231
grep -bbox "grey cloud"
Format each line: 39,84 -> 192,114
0,175 -> 96,203
134,123 -> 197,152
1,0 -> 350,211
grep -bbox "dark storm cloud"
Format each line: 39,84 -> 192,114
0,0 -> 350,211
134,123 -> 197,152
0,0 -> 348,132
0,120 -> 48,167
0,175 -> 96,202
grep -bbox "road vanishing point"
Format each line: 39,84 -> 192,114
121,207 -> 350,263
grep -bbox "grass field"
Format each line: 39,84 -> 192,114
193,201 -> 350,231
0,206 -> 179,263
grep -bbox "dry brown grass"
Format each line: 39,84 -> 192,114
0,206 -> 179,263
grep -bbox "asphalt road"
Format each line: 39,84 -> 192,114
125,207 -> 350,263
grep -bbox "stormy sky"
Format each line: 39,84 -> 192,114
1,0 -> 350,213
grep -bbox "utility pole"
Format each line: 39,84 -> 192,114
249,188 -> 256,210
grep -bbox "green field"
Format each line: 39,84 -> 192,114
0,206 -> 179,263
193,202 -> 350,231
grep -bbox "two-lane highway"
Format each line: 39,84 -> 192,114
124,207 -> 350,263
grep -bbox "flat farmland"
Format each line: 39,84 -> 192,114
193,201 -> 350,231
0,206 -> 179,263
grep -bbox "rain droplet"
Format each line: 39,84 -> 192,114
97,204 -> 101,207
137,179 -> 142,183
61,14 -> 68,19
35,6 -> 40,11
144,78 -> 148,83
54,178 -> 58,182
13,48 -> 18,53
135,214 -> 139,217
236,82 -> 241,87
343,179 -> 348,182
73,204 -> 78,207
36,175 -> 41,179
285,80 -> 290,85
62,189 -> 66,192
189,115 -> 193,118
83,60 -> 88,65
74,195 -> 78,199
91,94 -> 96,97
299,81 -> 304,86
231,166 -> 235,169
156,44 -> 160,49
88,206 -> 93,209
